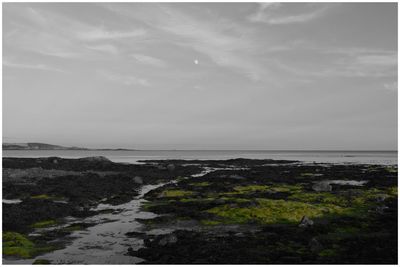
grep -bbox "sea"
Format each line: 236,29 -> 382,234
2,150 -> 398,165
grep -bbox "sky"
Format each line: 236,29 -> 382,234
2,2 -> 398,150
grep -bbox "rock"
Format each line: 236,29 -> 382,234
279,256 -> 302,263
167,164 -> 176,172
376,194 -> 389,203
133,176 -> 143,184
376,205 -> 389,214
309,237 -> 323,253
312,182 -> 332,192
229,174 -> 246,180
299,216 -> 314,228
126,231 -> 147,238
33,259 -> 51,265
234,232 -> 245,237
157,164 -> 167,170
81,156 -> 111,162
215,198 -> 226,205
158,234 -> 178,246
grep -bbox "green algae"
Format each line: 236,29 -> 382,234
190,182 -> 211,187
162,190 -> 194,198
318,249 -> 337,258
200,220 -> 222,226
288,192 -> 349,207
31,220 -> 58,228
270,184 -> 303,193
385,166 -> 398,173
222,184 -> 303,196
3,232 -> 35,258
207,198 -> 348,225
387,186 -> 397,196
3,232 -> 55,259
232,185 -> 269,193
300,173 -> 315,177
33,259 -> 51,264
30,194 -> 52,200
180,197 -> 214,203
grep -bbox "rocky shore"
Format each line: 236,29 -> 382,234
2,157 -> 398,264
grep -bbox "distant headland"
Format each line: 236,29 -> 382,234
2,142 -> 136,151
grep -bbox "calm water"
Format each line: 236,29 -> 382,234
2,150 -> 397,165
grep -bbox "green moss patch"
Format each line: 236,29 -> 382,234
161,190 -> 194,198
222,184 -> 303,196
3,232 -> 55,259
207,198 -> 348,225
288,192 -> 349,207
30,194 -> 52,200
190,182 -> 211,187
33,259 -> 51,264
201,220 -> 222,226
31,220 -> 58,228
385,166 -> 397,173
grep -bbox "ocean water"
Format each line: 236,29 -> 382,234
2,150 -> 397,165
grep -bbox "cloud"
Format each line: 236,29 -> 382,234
131,54 -> 167,67
86,44 -> 119,55
248,3 -> 331,24
76,28 -> 146,41
271,42 -> 397,79
3,59 -> 65,73
98,70 -> 150,87
383,82 -> 397,92
4,6 -> 145,60
104,4 -> 268,82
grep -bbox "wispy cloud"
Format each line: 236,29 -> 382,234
3,5 -> 145,60
105,4 -> 268,82
86,44 -> 119,55
248,3 -> 332,24
383,82 -> 397,92
76,28 -> 146,41
131,54 -> 167,68
3,59 -> 65,73
98,70 -> 150,87
270,40 -> 397,80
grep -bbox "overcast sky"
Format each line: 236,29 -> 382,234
3,3 -> 398,150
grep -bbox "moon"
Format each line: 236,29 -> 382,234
194,59 -> 199,65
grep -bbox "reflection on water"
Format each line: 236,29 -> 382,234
3,183 -> 167,265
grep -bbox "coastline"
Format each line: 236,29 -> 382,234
2,156 -> 398,264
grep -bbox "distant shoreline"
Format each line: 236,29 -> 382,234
2,149 -> 397,152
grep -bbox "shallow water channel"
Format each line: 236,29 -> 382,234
4,182 -> 168,264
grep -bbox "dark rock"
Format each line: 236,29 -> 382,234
229,174 -> 246,180
133,176 -> 143,184
299,216 -> 314,228
215,198 -> 226,205
167,164 -> 176,172
80,156 -> 111,162
309,237 -> 323,253
158,234 -> 178,246
312,182 -> 332,192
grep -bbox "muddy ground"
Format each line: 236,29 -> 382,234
2,157 -> 398,264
